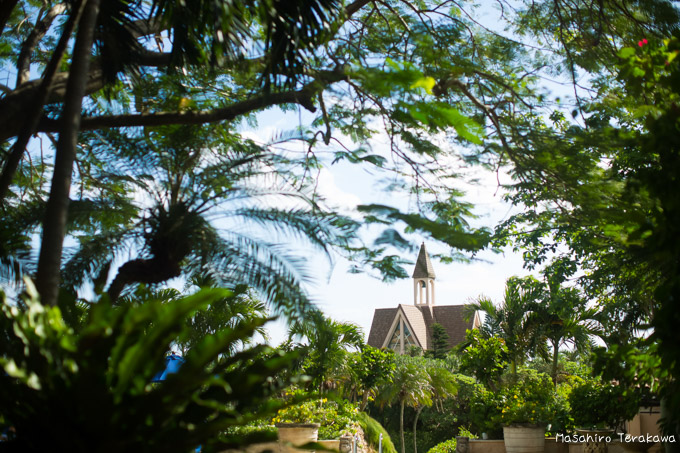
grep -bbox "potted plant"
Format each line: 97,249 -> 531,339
273,400 -> 321,453
273,397 -> 362,452
568,379 -> 640,453
499,370 -> 557,453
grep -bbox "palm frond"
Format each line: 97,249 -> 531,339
61,229 -> 131,289
233,207 -> 359,256
199,232 -> 314,320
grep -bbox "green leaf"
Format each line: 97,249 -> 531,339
618,47 -> 636,59
410,76 -> 436,94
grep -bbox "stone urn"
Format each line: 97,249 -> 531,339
503,424 -> 546,453
276,423 -> 320,453
576,428 -> 615,453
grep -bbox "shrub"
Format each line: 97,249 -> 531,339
499,369 -> 557,426
358,411 -> 398,453
427,438 -> 457,453
550,382 -> 575,435
457,426 -> 478,439
0,284 -> 296,453
459,330 -> 508,388
469,384 -> 503,437
568,379 -> 640,430
274,397 -> 361,439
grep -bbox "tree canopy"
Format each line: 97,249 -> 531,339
3,0 -> 680,434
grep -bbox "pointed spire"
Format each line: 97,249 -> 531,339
412,242 -> 436,279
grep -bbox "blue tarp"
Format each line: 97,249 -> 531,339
151,354 -> 201,452
151,354 -> 185,382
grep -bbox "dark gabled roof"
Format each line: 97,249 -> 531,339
412,243 -> 436,279
366,304 -> 474,351
366,307 -> 398,348
432,305 -> 473,349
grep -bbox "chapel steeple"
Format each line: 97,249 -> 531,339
412,243 -> 435,306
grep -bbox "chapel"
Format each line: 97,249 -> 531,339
366,243 -> 481,354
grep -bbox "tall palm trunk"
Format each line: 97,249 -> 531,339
399,399 -> 405,453
36,0 -> 100,306
551,340 -> 559,386
413,405 -> 424,453
360,390 -> 370,412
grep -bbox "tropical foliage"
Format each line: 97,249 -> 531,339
498,370 -> 563,427
287,312 -> 365,394
568,379 -> 640,431
458,329 -> 508,390
273,395 -> 361,440
3,0 -> 680,449
464,276 -> 542,374
427,438 -> 457,453
0,283 -> 297,453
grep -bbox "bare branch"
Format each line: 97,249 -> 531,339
17,3 -> 68,86
36,68 -> 349,133
0,0 -> 87,203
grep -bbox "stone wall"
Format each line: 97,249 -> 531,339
457,437 -> 663,453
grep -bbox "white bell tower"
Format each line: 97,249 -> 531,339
412,243 -> 436,307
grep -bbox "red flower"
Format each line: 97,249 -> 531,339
638,38 -> 649,47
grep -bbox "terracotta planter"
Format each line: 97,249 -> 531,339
575,429 -> 614,453
503,425 -> 546,453
276,423 -> 320,453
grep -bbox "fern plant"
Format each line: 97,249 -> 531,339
0,281 -> 301,453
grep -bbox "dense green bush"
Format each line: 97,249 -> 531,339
0,284 -> 297,453
459,330 -> 508,388
468,385 -> 503,437
274,395 -> 361,439
357,411 -> 398,453
499,369 -> 556,426
568,379 -> 640,430
426,437 -> 456,453
413,374 -> 503,441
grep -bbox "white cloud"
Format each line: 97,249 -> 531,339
314,167 -> 362,213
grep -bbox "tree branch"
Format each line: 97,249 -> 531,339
16,4 -> 68,86
0,0 -> 87,203
36,0 -> 101,306
127,16 -> 163,39
346,0 -> 373,17
0,69 -> 104,143
37,68 -> 349,132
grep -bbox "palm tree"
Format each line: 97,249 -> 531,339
376,356 -> 433,453
288,312 -> 365,395
177,280 -> 270,355
529,284 -> 602,385
412,359 -> 457,453
59,124 -> 357,317
464,276 -> 545,374
2,0 -> 347,307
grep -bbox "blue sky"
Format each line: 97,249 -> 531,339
241,106 -> 536,345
